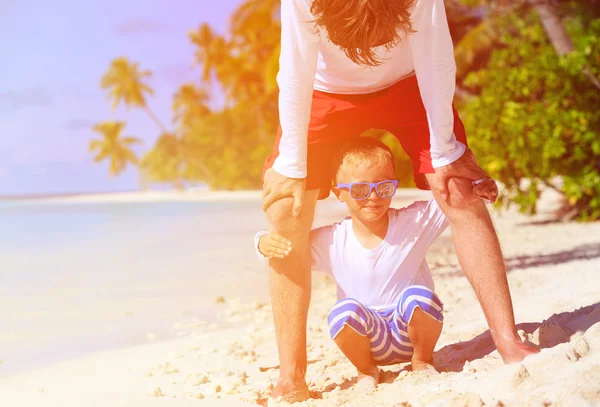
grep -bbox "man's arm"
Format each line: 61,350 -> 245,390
408,0 -> 497,203
262,0 -> 320,215
272,0 -> 320,179
408,0 -> 466,169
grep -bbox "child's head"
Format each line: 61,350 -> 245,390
310,0 -> 415,67
332,137 -> 397,222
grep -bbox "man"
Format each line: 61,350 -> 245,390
261,0 -> 539,402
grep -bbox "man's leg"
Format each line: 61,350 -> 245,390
266,189 -> 320,400
425,174 -> 539,362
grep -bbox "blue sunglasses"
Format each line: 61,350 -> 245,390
336,180 -> 398,200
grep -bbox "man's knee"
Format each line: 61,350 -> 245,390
426,174 -> 481,214
445,178 -> 480,211
265,190 -> 319,241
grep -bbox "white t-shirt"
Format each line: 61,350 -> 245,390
255,200 -> 448,309
274,0 -> 466,179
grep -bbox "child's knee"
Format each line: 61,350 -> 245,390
409,306 -> 442,327
328,298 -> 367,324
397,285 -> 444,325
328,298 -> 370,338
407,307 -> 443,346
333,324 -> 361,343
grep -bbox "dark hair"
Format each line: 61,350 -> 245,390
332,137 -> 396,183
310,0 -> 415,67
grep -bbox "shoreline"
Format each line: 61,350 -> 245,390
0,188 -> 437,206
0,189 -> 263,204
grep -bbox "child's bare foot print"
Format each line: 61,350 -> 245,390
354,368 -> 380,393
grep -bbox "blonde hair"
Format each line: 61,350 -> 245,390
310,0 -> 415,67
332,137 -> 395,183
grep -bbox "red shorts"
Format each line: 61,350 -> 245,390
263,75 -> 468,200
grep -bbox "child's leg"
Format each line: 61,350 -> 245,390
407,307 -> 443,370
328,299 -> 380,387
396,285 -> 444,371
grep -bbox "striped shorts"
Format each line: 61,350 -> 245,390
327,285 -> 444,366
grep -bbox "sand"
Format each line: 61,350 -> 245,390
1,189 -> 599,406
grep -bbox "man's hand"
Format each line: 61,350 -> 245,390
262,167 -> 306,217
434,149 -> 498,204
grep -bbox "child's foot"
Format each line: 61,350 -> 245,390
411,358 -> 440,376
354,367 -> 380,393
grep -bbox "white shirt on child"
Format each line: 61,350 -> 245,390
275,0 -> 466,179
255,200 -> 448,309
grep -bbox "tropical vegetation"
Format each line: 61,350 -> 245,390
90,0 -> 600,220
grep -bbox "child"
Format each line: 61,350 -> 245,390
255,137 -> 448,390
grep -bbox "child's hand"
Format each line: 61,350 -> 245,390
258,233 -> 292,259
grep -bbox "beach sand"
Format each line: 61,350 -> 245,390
1,189 -> 599,406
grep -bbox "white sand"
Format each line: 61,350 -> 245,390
1,189 -> 599,406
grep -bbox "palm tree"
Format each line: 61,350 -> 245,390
89,121 -> 140,176
172,83 -> 211,129
139,133 -> 181,186
189,24 -> 228,82
171,84 -> 215,183
452,1 -> 600,90
99,58 -> 215,185
529,0 -> 600,89
100,57 -> 168,132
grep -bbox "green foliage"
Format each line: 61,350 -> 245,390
93,0 -> 420,191
364,130 -> 416,188
89,121 -> 140,176
101,57 -> 153,110
91,0 -> 600,220
462,9 -> 600,220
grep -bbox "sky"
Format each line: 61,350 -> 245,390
0,0 -> 243,196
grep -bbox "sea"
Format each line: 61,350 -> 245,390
0,191 -> 428,377
0,197 -> 281,376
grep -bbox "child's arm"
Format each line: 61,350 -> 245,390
254,226 -> 334,274
255,232 -> 292,260
416,200 -> 450,248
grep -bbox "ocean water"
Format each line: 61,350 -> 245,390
0,198 -> 281,376
0,191 -> 429,377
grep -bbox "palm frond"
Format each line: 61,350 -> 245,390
88,140 -> 104,152
454,16 -> 503,79
121,136 -> 141,145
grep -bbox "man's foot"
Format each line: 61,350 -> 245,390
269,379 -> 310,405
354,367 -> 380,393
497,338 -> 540,363
411,358 -> 440,376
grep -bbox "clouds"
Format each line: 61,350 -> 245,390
116,18 -> 167,35
65,118 -> 95,131
0,87 -> 52,112
156,62 -> 198,85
